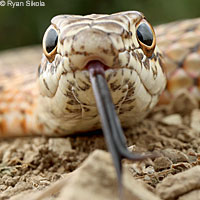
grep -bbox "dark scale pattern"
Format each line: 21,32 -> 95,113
43,78 -> 50,90
143,57 -> 150,70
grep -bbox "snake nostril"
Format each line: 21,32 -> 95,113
128,31 -> 132,37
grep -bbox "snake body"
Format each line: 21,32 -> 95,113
156,17 -> 200,103
0,11 -> 199,137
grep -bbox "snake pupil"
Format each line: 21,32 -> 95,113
45,28 -> 58,53
136,23 -> 153,46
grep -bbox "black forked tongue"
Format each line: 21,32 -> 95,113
88,61 -> 153,199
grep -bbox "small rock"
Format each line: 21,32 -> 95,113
172,162 -> 191,171
144,175 -> 151,181
5,176 -> 20,187
144,166 -> 155,174
156,166 -> 200,200
161,114 -> 182,125
23,151 -> 38,164
154,157 -> 172,171
162,149 -> 189,163
176,128 -> 197,142
131,162 -> 146,175
190,109 -> 200,133
48,138 -> 73,154
178,189 -> 200,200
0,184 -> 8,191
172,90 -> 198,115
187,149 -> 197,163
58,150 -> 161,200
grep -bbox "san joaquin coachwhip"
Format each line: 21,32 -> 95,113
0,11 -> 200,198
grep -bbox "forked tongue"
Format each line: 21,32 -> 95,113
88,61 -> 152,199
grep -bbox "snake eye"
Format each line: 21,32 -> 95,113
43,26 -> 58,62
137,23 -> 153,46
136,20 -> 156,58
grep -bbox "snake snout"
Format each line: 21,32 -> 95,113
66,28 -> 117,70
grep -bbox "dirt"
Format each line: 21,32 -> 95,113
0,90 -> 200,200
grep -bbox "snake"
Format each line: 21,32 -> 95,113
0,11 -> 167,136
0,10 -> 200,196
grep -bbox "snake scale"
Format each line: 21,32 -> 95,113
0,11 -> 199,137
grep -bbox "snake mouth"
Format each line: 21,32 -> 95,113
86,60 -> 109,76
88,61 -> 153,196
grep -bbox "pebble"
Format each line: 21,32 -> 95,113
48,138 -> 73,154
161,149 -> 189,163
161,114 -> 182,125
154,157 -> 172,171
156,166 -> 200,200
190,109 -> 200,133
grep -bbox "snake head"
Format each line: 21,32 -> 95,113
37,11 -> 166,135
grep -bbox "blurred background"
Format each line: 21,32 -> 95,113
0,0 -> 200,51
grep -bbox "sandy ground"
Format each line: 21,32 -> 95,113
0,89 -> 200,199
